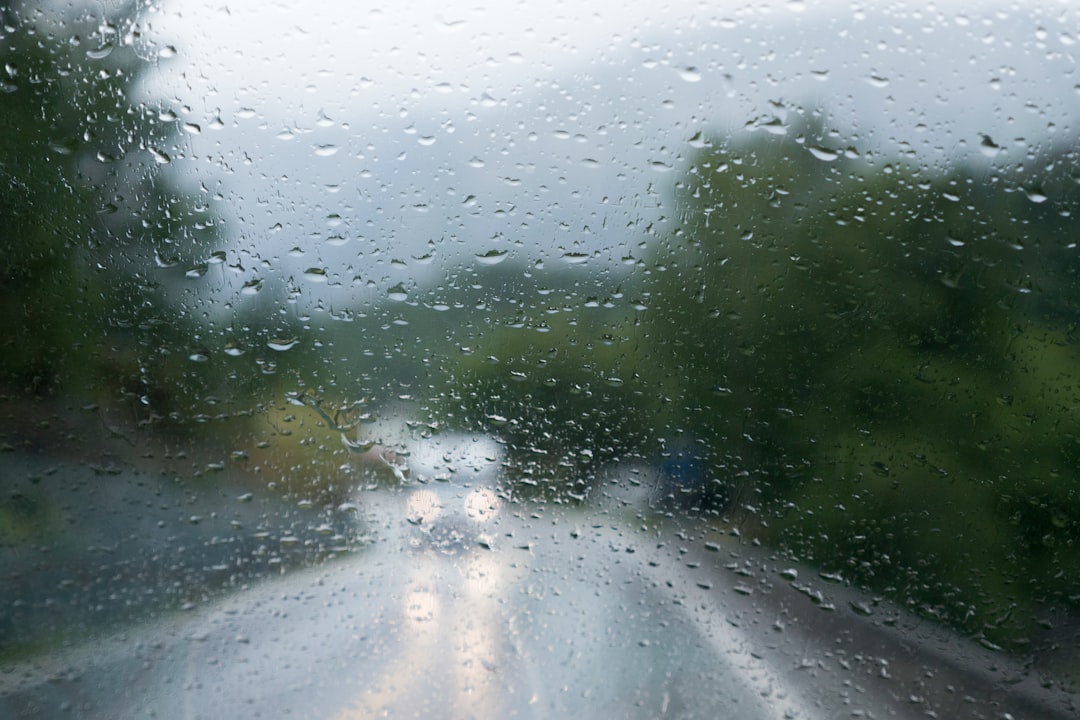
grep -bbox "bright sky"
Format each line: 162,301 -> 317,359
118,0 -> 1080,310
144,0 -> 835,121
138,0 -> 1080,144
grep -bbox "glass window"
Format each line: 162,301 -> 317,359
3,0 -> 1079,717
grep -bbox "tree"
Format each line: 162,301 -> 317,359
645,115 -> 1080,647
0,1 -> 222,435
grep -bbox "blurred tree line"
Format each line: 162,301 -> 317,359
432,113 -> 1080,651
0,0 -> 222,442
638,114 -> 1080,650
0,1 -> 241,660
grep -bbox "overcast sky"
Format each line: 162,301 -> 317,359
120,0 -> 1080,312
143,0 -> 1079,130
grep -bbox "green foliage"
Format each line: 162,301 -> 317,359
645,118 -> 1080,646
0,2 -> 222,431
422,263 -> 654,501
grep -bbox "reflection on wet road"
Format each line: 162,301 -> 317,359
329,487 -> 523,719
0,477 -> 805,719
2,441 -> 1077,719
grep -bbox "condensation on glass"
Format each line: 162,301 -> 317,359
2,1 -> 1079,718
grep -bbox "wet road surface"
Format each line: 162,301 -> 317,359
3,473 -> 1078,719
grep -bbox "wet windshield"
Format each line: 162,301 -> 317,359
2,1 -> 1079,718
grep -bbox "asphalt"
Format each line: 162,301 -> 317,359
2,472 -> 1077,720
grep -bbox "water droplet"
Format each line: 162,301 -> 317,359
86,43 -> 114,60
267,338 -> 298,352
850,601 -> 874,617
155,251 -> 179,268
387,283 -> 409,301
241,278 -> 263,294
314,145 -> 339,157
561,252 -> 590,265
759,117 -> 788,135
438,16 -> 467,30
678,67 -> 702,83
979,135 -> 1002,157
1026,188 -> 1049,204
807,146 -> 839,162
183,122 -> 201,135
158,45 -> 177,59
304,267 -> 328,282
866,74 -> 890,88
188,350 -> 210,363
224,344 -> 246,357
49,139 -> 77,155
476,249 -> 509,265
649,161 -> 673,172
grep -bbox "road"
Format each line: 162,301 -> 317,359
3,469 -> 1078,719
0,487 -> 762,718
